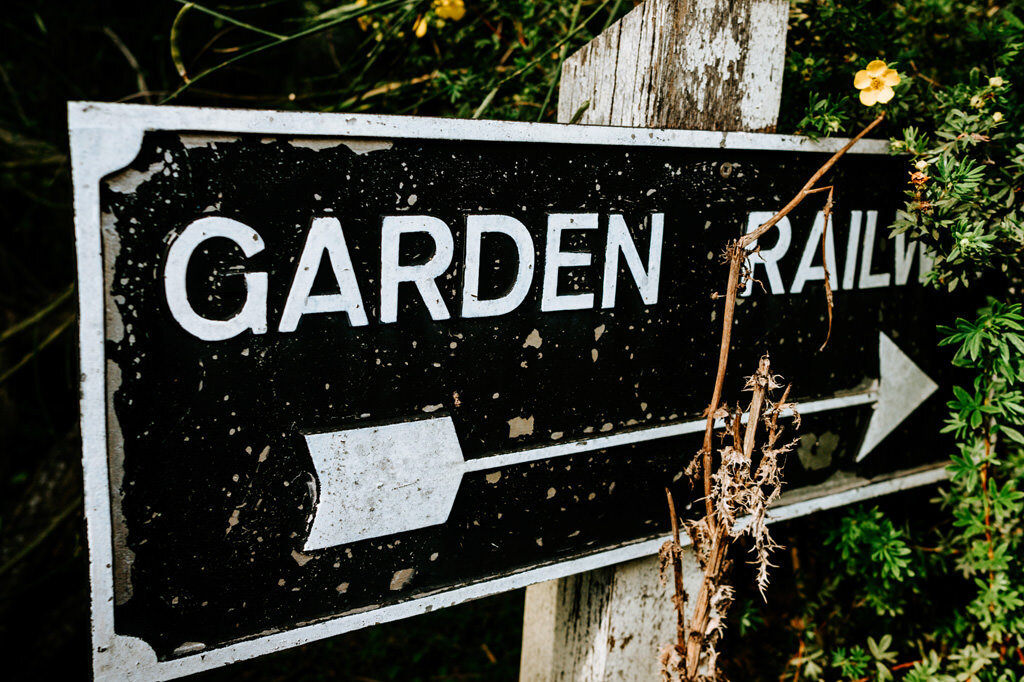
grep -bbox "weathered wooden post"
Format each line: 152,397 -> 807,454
520,1 -> 789,678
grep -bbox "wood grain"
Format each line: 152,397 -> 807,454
558,0 -> 787,132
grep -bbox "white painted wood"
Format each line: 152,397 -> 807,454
522,2 -> 790,680
520,552 -> 702,682
558,0 -> 788,132
68,101 -> 889,155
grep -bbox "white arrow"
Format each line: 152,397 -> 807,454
855,332 -> 939,461
301,332 -> 936,551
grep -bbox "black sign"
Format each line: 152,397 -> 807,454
71,103 -> 953,680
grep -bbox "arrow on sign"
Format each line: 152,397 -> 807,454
855,332 -> 939,461
301,332 -> 937,551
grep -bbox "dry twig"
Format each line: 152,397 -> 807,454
662,113 -> 885,681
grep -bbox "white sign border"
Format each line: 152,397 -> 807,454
69,101 -> 933,681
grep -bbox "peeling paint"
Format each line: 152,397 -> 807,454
390,568 -> 415,591
291,550 -> 314,567
523,329 -> 543,348
508,415 -> 535,438
105,360 -> 134,606
100,212 -> 124,344
179,133 -> 241,149
288,137 -> 394,154
172,642 -> 206,656
107,159 -> 166,195
226,509 -> 240,534
798,431 -> 839,471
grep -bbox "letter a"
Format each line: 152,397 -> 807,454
279,217 -> 369,332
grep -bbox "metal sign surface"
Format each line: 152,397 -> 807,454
71,103 -> 952,680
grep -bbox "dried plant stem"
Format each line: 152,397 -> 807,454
818,185 -> 836,351
739,113 -> 885,249
684,533 -> 727,678
741,356 -> 771,459
700,255 -> 743,516
683,359 -> 772,679
666,488 -> 688,651
668,114 -> 884,680
699,113 -> 884,467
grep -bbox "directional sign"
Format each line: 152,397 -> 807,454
71,103 -> 957,680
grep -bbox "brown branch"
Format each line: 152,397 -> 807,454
818,185 -> 835,351
700,114 -> 884,472
684,532 -> 729,679
909,60 -> 941,88
730,406 -> 743,449
700,247 -> 743,515
742,355 -> 771,460
767,384 -> 793,447
982,433 -> 996,587
672,114 -> 885,681
666,488 -> 688,653
739,114 -> 886,249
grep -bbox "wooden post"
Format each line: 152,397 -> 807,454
520,1 -> 788,679
558,0 -> 788,132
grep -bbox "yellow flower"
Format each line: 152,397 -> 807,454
413,14 -> 428,38
854,60 -> 900,106
433,0 -> 466,21
915,159 -> 929,171
990,76 -> 1004,88
354,0 -> 372,31
970,94 -> 984,108
993,111 -> 1004,122
412,0 -> 465,38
